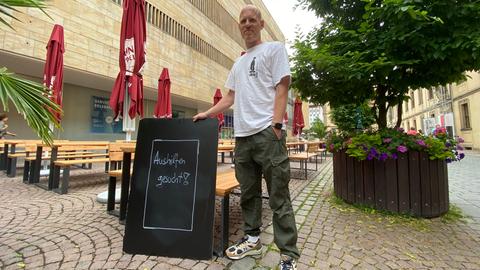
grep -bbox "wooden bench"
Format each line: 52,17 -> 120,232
22,145 -> 100,183
3,140 -> 42,176
49,142 -> 125,194
288,143 -> 320,179
214,170 -> 240,256
218,144 -> 235,163
30,141 -> 109,191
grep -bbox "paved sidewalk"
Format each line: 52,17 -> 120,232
1,156 -> 479,269
448,150 -> 480,226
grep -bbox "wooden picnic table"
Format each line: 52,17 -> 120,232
2,139 -> 41,174
1,140 -> 23,170
30,141 -> 110,190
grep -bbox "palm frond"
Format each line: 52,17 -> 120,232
0,67 -> 62,145
0,0 -> 51,28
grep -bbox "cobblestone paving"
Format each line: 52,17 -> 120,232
448,150 -> 480,226
1,156 -> 479,269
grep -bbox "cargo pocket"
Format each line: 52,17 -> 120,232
271,155 -> 290,185
269,155 -> 291,214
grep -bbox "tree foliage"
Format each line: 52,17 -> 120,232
0,0 -> 50,29
330,102 -> 376,135
307,117 -> 327,139
293,0 -> 480,128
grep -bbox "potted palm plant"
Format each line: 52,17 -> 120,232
0,0 -> 61,144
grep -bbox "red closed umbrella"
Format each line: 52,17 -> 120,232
43,24 -> 65,121
154,68 -> 172,118
293,97 -> 305,136
109,0 -> 146,136
213,88 -> 224,130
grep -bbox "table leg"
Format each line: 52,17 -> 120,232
119,152 -> 132,222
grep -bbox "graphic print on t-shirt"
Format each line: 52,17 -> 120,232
249,57 -> 258,78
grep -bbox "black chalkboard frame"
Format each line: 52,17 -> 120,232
123,118 -> 219,260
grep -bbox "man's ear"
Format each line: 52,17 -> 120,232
260,19 -> 265,29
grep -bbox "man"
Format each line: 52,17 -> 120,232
0,113 -> 16,139
193,5 -> 299,270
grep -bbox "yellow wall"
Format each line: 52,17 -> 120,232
0,0 -> 284,106
0,0 -> 288,139
452,72 -> 480,150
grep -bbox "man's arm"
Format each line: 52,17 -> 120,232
272,76 -> 290,139
193,90 -> 235,121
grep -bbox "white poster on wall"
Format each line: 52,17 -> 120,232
423,118 -> 437,135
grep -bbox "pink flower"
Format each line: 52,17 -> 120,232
416,140 -> 426,147
383,138 -> 392,143
397,145 -> 408,153
457,137 -> 465,143
329,144 -> 335,151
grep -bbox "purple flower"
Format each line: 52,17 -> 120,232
391,153 -> 398,159
379,153 -> 388,161
397,127 -> 405,133
416,140 -> 426,147
457,145 -> 464,150
369,147 -> 379,157
446,158 -> 452,163
445,142 -> 452,147
329,144 -> 335,151
367,153 -> 375,160
459,153 -> 465,160
457,137 -> 465,143
383,138 -> 392,144
397,145 -> 408,153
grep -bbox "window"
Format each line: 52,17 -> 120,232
428,88 -> 434,99
172,110 -> 185,118
418,89 -> 423,105
413,119 -> 417,130
460,101 -> 471,129
410,91 -> 415,108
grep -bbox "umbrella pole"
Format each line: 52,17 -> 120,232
123,82 -> 135,142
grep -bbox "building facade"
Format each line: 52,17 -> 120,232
308,105 -> 324,124
451,71 -> 480,150
0,0 -> 287,140
387,72 -> 479,150
388,85 -> 454,136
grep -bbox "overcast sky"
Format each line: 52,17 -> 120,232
262,0 -> 320,54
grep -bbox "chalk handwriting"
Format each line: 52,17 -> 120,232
153,152 -> 186,168
156,172 -> 191,188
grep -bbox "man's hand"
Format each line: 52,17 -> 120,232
272,127 -> 282,139
193,112 -> 208,122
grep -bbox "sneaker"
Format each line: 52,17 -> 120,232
225,236 -> 262,260
279,255 -> 297,270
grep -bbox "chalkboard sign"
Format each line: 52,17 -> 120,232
123,118 -> 218,259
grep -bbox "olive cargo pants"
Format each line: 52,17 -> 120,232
234,127 -> 300,259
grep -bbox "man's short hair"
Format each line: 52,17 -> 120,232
240,4 -> 262,20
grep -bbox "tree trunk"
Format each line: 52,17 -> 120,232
375,86 -> 388,129
395,102 -> 403,128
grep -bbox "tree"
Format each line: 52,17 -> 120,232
330,102 -> 376,135
293,0 -> 480,129
309,117 -> 327,139
0,0 -> 61,144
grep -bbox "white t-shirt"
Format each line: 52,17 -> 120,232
225,42 -> 290,137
